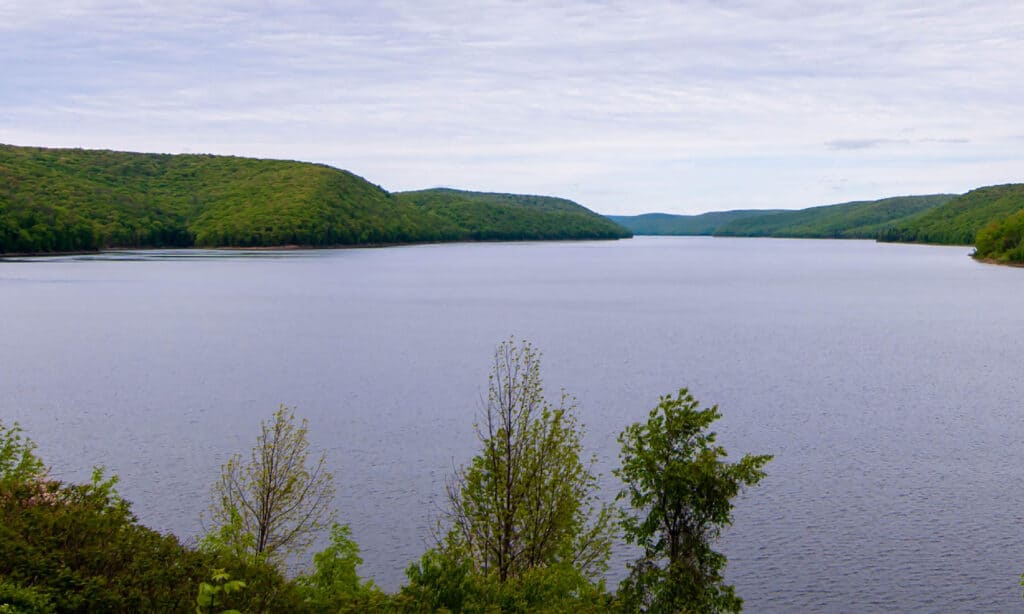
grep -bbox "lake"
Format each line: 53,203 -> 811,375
2,236 -> 1023,611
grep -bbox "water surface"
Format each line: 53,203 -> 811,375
2,237 -> 1023,612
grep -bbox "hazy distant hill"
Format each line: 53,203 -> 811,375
878,184 -> 1024,246
712,194 -> 955,238
612,185 -> 1024,265
606,210 -> 782,235
0,144 -> 628,253
396,188 -> 631,241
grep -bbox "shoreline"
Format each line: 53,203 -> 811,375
971,256 -> 1024,268
0,236 -> 632,259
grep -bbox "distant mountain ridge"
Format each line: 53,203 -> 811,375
611,185 -> 1024,265
0,144 -> 629,253
606,210 -> 783,235
610,195 -> 955,239
395,188 -> 631,241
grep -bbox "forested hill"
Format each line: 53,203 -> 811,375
711,194 -> 955,238
606,210 -> 784,235
611,184 -> 1024,265
394,188 -> 632,240
608,195 -> 953,239
878,184 -> 1024,246
0,144 -> 630,253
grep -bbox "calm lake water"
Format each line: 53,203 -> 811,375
3,236 -> 1023,611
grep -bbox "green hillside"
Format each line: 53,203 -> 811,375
606,210 -> 783,235
974,208 -> 1024,263
0,144 -> 629,253
712,194 -> 955,238
396,188 -> 631,241
877,184 -> 1024,246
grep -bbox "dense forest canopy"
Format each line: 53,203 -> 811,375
0,144 -> 630,254
395,188 -> 631,241
710,195 -> 955,239
973,206 -> 1024,263
877,184 -> 1024,247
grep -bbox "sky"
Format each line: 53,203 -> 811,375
2,1 -> 1022,215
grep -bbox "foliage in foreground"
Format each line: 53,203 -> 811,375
0,422 -> 306,613
2,343 -> 777,613
443,338 -> 614,581
616,390 -> 772,613
296,522 -> 391,612
405,338 -> 615,611
204,405 -> 336,571
194,569 -> 247,614
402,545 -> 611,613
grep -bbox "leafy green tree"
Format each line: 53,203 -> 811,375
447,338 -> 613,582
0,420 -> 46,486
401,537 -> 478,612
204,405 -> 336,571
0,579 -> 55,613
0,422 -> 306,613
195,569 -> 246,614
4,466 -> 214,612
407,338 -> 613,611
297,522 -> 390,611
401,537 -> 610,613
615,389 -> 772,613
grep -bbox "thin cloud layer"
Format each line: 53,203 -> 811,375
2,1 -> 1022,214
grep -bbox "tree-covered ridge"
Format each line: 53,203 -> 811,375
606,210 -> 785,236
974,208 -> 1024,263
711,194 -> 955,239
610,185 -> 1024,266
878,184 -> 1024,246
0,144 -> 629,253
405,188 -> 595,214
395,188 -> 632,241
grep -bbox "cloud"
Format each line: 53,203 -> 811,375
825,137 -> 970,151
1,1 -> 1023,214
826,139 -> 909,151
